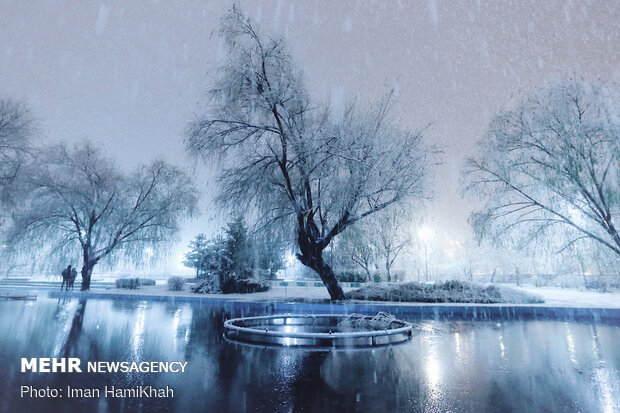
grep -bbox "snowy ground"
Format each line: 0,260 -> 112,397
517,286 -> 620,308
31,283 -> 620,309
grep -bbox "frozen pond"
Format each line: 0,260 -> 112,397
0,296 -> 619,412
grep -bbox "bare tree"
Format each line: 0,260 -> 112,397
465,77 -> 620,258
0,98 -> 33,212
6,142 -> 198,290
186,8 -> 433,299
338,223 -> 377,280
371,208 -> 412,282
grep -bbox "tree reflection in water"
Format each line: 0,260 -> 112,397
61,299 -> 86,358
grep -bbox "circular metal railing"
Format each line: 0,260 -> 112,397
224,313 -> 413,348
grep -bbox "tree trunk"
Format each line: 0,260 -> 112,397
363,266 -> 371,282
311,257 -> 346,300
297,241 -> 345,300
80,245 -> 97,291
386,251 -> 392,282
296,218 -> 346,300
80,264 -> 94,291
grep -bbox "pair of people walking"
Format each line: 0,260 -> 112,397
60,264 -> 78,291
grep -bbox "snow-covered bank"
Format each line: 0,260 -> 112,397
11,282 -> 617,309
518,286 -> 620,309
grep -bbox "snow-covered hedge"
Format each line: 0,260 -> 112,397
346,280 -> 544,304
114,278 -> 155,289
167,276 -> 186,291
115,278 -> 140,289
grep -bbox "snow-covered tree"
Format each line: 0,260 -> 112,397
186,8 -> 434,300
188,217 -> 276,293
183,233 -> 210,278
221,217 -> 253,281
465,77 -> 620,259
0,98 -> 34,214
254,225 -> 286,277
371,207 -> 413,282
5,142 -> 198,289
337,223 -> 377,280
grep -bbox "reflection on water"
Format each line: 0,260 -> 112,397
0,297 -> 618,412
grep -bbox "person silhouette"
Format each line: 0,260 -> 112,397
69,267 -> 78,290
61,265 -> 73,291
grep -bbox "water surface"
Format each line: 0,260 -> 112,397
0,296 -> 618,412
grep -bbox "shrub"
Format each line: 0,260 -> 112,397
221,278 -> 270,294
115,278 -> 140,289
346,280 -> 544,304
167,276 -> 186,291
192,278 -> 218,294
584,276 -> 609,293
336,271 -> 368,283
138,278 -> 156,286
192,277 -> 270,294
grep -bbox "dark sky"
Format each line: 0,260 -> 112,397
1,0 -> 619,273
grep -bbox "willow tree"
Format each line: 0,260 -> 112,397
0,98 -> 33,213
465,77 -> 620,258
186,8 -> 433,300
6,142 -> 198,290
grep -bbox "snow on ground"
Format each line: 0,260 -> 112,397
55,283 -> 620,309
518,286 -> 620,308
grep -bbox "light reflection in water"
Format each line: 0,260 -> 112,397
131,301 -> 147,358
499,335 -> 506,359
424,337 -> 441,404
172,307 -> 182,349
593,367 -> 619,413
565,323 -> 579,367
282,325 -> 298,346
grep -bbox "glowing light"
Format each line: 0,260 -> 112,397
418,226 -> 433,242
144,247 -> 154,257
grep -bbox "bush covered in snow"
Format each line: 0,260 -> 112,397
583,276 -> 620,292
346,280 -> 544,304
191,278 -> 218,294
115,278 -> 140,289
115,278 -> 155,289
167,276 -> 186,291
221,278 -> 270,294
191,277 -> 270,294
